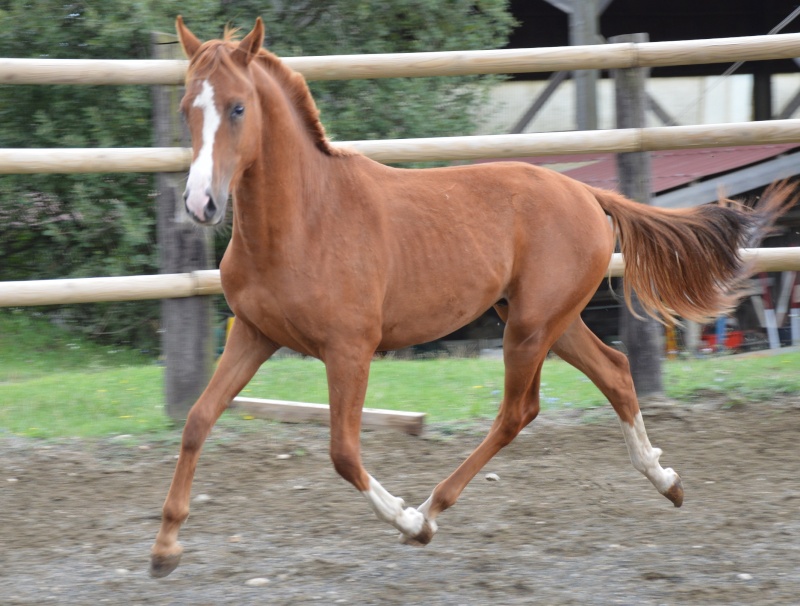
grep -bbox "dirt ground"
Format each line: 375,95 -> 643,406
2,396 -> 799,605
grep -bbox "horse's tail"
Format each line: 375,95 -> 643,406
592,181 -> 797,324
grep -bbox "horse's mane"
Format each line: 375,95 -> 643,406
187,30 -> 352,158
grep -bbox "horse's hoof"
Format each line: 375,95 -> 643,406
662,474 -> 684,508
399,518 -> 437,547
150,552 -> 182,578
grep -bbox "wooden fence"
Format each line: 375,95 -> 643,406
2,32 -> 800,307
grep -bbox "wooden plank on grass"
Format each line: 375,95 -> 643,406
230,397 -> 426,436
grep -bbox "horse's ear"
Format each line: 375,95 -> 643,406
233,17 -> 264,66
176,15 -> 202,59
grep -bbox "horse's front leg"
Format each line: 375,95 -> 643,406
324,346 -> 436,544
150,319 -> 277,578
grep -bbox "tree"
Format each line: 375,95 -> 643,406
226,1 -> 516,143
0,0 -> 515,350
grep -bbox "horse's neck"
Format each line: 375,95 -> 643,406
229,71 -> 351,259
231,131 -> 338,259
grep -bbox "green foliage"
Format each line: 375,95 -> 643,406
249,0 -> 517,142
0,1 -> 172,347
0,0 -> 515,350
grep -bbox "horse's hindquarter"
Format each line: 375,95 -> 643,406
374,162 -> 614,349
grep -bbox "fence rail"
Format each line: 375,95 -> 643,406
1,249 -> 798,308
3,119 -> 800,173
0,147 -> 192,174
2,33 -> 800,84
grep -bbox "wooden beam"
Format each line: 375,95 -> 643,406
605,248 -> 800,278
5,119 -> 800,172
510,70 -> 569,134
152,31 -> 215,423
343,119 -> 800,164
0,147 -> 190,174
646,93 -> 679,126
0,271 -> 222,307
3,33 -> 800,84
777,86 -> 800,119
753,70 -> 773,121
3,249 -> 800,307
569,0 -> 600,130
612,32 -> 664,398
229,397 -> 426,436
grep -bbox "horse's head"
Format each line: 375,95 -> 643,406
176,16 -> 264,225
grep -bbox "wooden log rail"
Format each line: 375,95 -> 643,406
2,33 -> 800,84
1,249 -> 798,308
230,397 -> 426,436
2,119 -> 800,173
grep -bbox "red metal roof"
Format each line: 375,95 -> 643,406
487,144 -> 800,193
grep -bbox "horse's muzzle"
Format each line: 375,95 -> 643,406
184,187 -> 224,225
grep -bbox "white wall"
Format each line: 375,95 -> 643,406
477,73 -> 800,135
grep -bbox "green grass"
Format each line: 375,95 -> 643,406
1,310 -> 799,439
0,366 -> 171,438
0,309 -> 150,382
242,356 -> 607,419
664,351 -> 800,402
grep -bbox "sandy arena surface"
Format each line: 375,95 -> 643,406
2,397 -> 799,605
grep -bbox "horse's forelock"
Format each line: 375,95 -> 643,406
186,41 -> 234,79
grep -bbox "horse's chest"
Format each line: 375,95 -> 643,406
221,268 -> 343,354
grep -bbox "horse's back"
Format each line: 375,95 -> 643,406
373,159 -> 614,277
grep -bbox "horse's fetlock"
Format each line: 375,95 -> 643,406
330,449 -> 364,486
430,486 -> 458,513
162,504 -> 189,525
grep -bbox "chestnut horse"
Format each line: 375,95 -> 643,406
151,17 -> 794,577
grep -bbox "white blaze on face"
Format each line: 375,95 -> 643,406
185,80 -> 221,219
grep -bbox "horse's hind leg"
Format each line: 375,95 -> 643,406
150,319 -> 278,578
551,317 -> 684,507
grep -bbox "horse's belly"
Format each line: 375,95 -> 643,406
377,280 -> 503,351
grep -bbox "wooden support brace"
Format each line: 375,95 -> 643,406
230,397 -> 426,436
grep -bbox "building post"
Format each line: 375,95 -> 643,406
570,0 -> 599,130
151,32 -> 215,422
611,32 -> 663,397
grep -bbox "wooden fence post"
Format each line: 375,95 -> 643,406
151,32 -> 215,423
611,33 -> 664,398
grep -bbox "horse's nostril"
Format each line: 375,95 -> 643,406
204,198 -> 217,221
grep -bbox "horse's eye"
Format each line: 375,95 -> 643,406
231,104 -> 245,119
